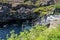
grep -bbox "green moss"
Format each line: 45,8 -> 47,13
33,5 -> 54,17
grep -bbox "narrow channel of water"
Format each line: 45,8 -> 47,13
0,24 -> 32,40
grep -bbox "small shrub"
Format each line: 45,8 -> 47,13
7,25 -> 60,40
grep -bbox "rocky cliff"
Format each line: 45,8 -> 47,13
0,0 -> 55,26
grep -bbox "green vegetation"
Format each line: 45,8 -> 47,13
54,4 -> 60,9
34,5 -> 55,16
36,25 -> 60,40
1,0 -> 60,40
54,4 -> 60,15
2,0 -> 7,3
5,24 -> 60,40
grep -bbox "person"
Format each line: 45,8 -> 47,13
44,14 -> 47,23
38,16 -> 42,25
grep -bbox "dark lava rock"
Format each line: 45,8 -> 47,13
12,4 -> 37,10
0,5 -> 40,25
55,8 -> 60,13
2,3 -> 12,8
0,2 -> 2,5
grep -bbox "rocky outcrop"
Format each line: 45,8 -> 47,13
0,5 -> 40,26
0,0 -> 55,26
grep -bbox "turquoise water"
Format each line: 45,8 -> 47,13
0,24 -> 31,40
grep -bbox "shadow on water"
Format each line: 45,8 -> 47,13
0,23 -> 32,40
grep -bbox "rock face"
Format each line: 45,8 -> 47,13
0,5 -> 40,25
0,0 -> 55,25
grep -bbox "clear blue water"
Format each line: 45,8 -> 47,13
0,24 -> 32,40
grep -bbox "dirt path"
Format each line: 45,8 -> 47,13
49,19 -> 60,28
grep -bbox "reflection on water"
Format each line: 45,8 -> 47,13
0,24 -> 32,40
